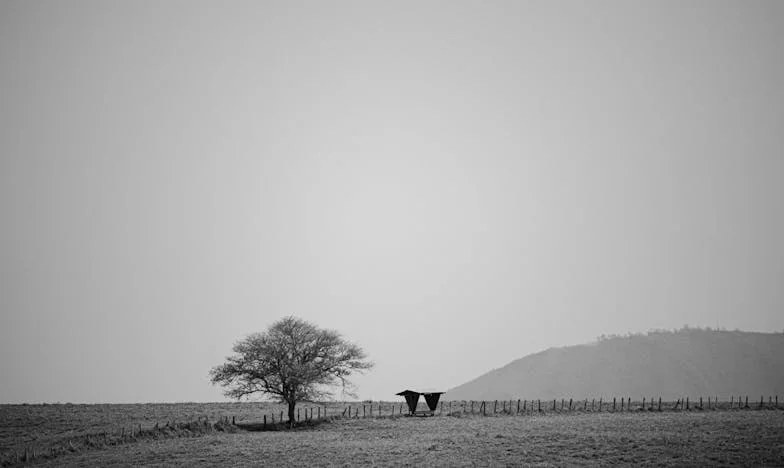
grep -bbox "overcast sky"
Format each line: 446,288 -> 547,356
1,0 -> 782,404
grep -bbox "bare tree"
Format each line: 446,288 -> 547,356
210,316 -> 373,427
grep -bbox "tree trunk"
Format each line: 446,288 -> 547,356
288,400 -> 296,428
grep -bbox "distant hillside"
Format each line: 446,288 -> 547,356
446,328 -> 784,401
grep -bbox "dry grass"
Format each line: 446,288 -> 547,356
0,401 -> 348,465
8,409 -> 783,467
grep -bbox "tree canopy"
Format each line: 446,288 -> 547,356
210,317 -> 373,425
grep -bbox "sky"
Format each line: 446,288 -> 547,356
1,0 -> 782,404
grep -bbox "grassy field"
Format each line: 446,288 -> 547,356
2,404 -> 783,466
0,401 -> 350,462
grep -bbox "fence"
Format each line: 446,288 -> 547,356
248,394 -> 782,429
1,417 -> 237,466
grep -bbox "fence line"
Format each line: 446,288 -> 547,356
247,394 -> 782,429
1,416 -> 239,466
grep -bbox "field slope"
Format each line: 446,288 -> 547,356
31,411 -> 784,467
446,328 -> 784,401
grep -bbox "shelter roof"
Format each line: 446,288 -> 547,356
396,389 -> 444,396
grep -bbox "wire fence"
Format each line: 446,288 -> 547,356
248,394 -> 782,428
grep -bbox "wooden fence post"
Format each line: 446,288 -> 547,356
598,398 -> 602,412
658,397 -> 662,411
569,399 -> 572,411
745,396 -> 749,409
538,399 -> 541,412
517,399 -> 520,414
482,401 -> 486,416
613,397 -> 616,411
263,415 -> 267,428
553,399 -> 556,411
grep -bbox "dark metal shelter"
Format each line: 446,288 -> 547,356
396,390 -> 444,416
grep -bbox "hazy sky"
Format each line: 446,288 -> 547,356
1,1 -> 782,404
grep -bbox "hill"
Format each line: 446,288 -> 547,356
445,328 -> 784,401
